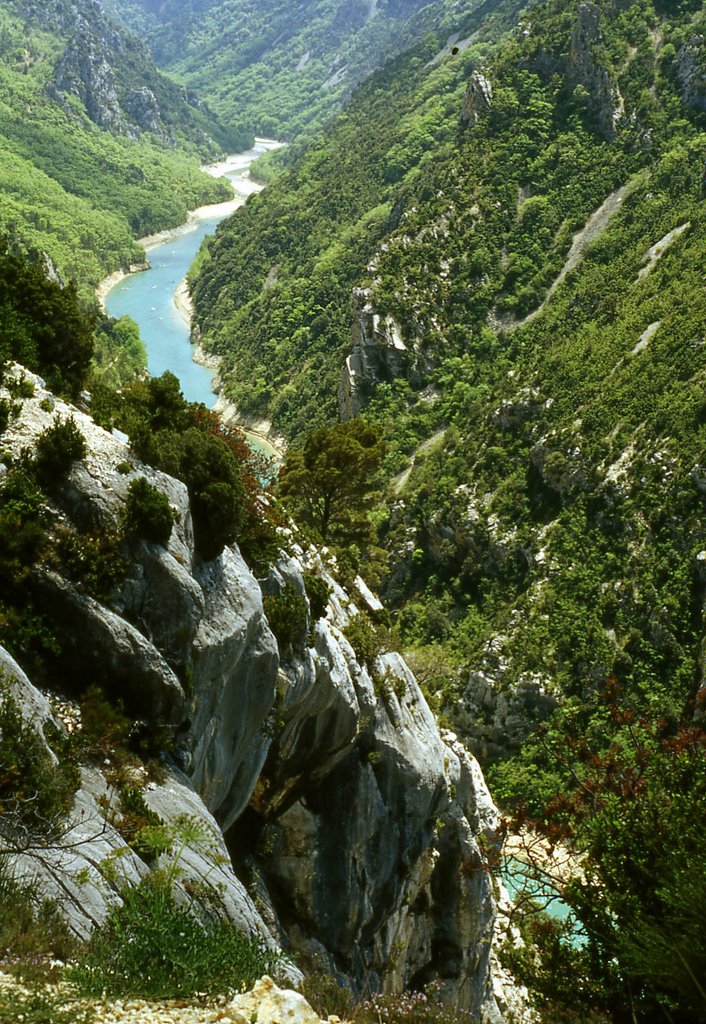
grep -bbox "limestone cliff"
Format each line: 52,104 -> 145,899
14,0 -> 220,148
0,365 -> 510,1020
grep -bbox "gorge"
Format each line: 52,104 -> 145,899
1,0 -> 706,1022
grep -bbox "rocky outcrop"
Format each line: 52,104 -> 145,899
231,555 -> 503,1019
0,366 -> 510,1019
339,290 -> 415,420
676,36 -> 706,112
567,3 -> 620,140
0,647 -> 276,951
55,34 -> 127,133
14,0 -> 216,147
123,85 -> 166,137
458,667 -> 558,762
461,71 -> 493,126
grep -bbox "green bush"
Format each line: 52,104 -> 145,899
0,857 -> 78,981
57,527 -> 127,599
264,582 -> 308,648
71,880 -> 277,999
0,466 -> 48,580
344,611 -> 387,669
303,571 -> 332,622
34,416 -> 86,486
0,399 -> 10,435
0,679 -> 79,840
123,477 -> 174,547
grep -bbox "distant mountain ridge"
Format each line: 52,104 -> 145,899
103,0 -> 488,139
0,0 -> 242,289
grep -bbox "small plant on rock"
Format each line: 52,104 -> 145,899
264,582 -> 308,649
34,415 -> 86,486
71,815 -> 277,999
122,476 -> 174,546
303,571 -> 331,622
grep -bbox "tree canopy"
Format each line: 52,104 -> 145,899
278,420 -> 385,543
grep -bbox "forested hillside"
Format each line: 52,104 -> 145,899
0,0 -> 241,290
104,0 -> 491,140
191,1 -> 706,1016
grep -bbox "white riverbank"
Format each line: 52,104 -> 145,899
173,275 -> 287,462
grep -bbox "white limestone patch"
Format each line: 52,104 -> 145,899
638,221 -> 690,280
632,320 -> 661,354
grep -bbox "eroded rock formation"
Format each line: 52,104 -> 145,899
0,366 -> 510,1020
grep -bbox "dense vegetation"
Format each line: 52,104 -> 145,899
0,0 -> 235,293
190,0 -> 523,435
3,0 -> 706,1018
104,0 -> 485,142
189,0 -> 706,1017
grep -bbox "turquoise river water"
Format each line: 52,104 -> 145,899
104,139 -> 281,407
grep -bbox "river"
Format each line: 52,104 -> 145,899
102,138 -> 283,415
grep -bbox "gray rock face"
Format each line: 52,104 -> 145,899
458,668 -> 558,762
188,547 -> 279,831
567,2 -> 619,140
123,85 -> 167,138
236,552 -> 504,1020
340,290 -> 416,420
677,36 -> 706,112
461,71 -> 493,126
55,33 -> 127,133
34,569 -> 187,725
0,367 -> 510,1018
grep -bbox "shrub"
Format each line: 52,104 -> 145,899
0,399 -> 10,435
0,679 -> 79,843
57,527 -> 127,599
303,973 -> 480,1024
0,466 -> 48,580
264,583 -> 308,648
123,477 -> 174,546
344,611 -> 387,668
303,571 -> 331,621
0,990 -> 93,1024
34,416 -> 86,486
75,686 -> 133,767
71,880 -> 277,998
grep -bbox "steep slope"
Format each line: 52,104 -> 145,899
185,3 -> 706,1013
0,357 -> 509,1020
189,0 -> 524,435
0,0 -> 241,290
104,0 -> 500,140
189,0 -> 706,818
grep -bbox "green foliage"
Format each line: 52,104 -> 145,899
263,583 -> 308,649
303,973 -> 479,1024
91,315 -> 147,388
34,416 -> 87,486
0,240 -> 96,396
0,3 -> 234,293
504,719 -> 706,1023
343,610 -> 387,670
0,991 -> 93,1024
74,686 -> 133,770
95,373 -> 266,561
278,421 -> 385,544
0,464 -> 48,582
56,527 -> 127,600
0,679 -> 80,841
303,571 -> 331,622
105,0 -> 454,143
71,814 -> 278,999
72,881 -> 276,999
123,476 -> 174,547
0,857 -> 78,980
